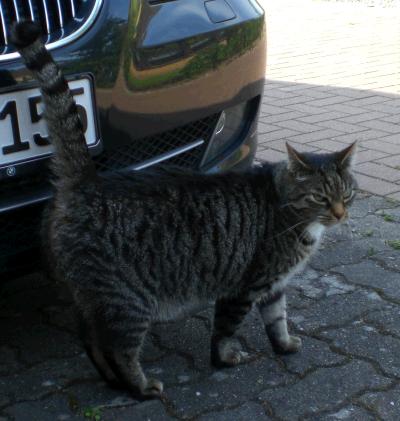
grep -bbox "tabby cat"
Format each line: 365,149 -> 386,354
11,22 -> 357,398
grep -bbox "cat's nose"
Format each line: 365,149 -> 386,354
331,202 -> 346,221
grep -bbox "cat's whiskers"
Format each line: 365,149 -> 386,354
271,219 -> 310,240
279,202 -> 294,209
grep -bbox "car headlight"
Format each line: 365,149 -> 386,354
201,101 -> 249,168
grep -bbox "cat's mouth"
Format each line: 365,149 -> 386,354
320,213 -> 349,227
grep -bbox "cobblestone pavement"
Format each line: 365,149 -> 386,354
258,0 -> 400,199
1,194 -> 400,420
2,2 -> 400,420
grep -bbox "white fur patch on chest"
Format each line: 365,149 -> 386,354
269,223 -> 325,296
307,222 -> 325,244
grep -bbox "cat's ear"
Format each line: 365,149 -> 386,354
286,142 -> 311,173
336,142 -> 357,169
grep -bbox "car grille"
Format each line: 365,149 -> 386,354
94,113 -> 220,172
0,112 -> 220,199
0,0 -> 103,60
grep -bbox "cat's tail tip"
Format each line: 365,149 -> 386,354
10,21 -> 42,49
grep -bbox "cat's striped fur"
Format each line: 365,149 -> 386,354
11,22 -> 357,398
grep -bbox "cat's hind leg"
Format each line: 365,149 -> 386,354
257,291 -> 302,354
211,295 -> 253,367
78,295 -> 162,399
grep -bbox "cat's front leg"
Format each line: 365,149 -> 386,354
211,295 -> 253,367
257,291 -> 302,354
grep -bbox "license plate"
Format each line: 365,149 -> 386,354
0,76 -> 99,169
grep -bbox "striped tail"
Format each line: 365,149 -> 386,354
10,21 -> 96,185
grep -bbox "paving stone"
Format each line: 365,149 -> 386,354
307,405 -> 375,421
309,239 -> 371,271
145,355 -> 195,388
355,162 -> 400,182
166,357 -> 294,419
3,394 -> 82,421
351,149 -> 388,165
358,384 -> 400,421
356,174 -> 400,196
152,316 -> 212,372
279,335 -> 347,376
258,361 -> 391,420
291,290 -> 389,334
364,308 -> 400,338
63,382 -> 137,415
102,401 -> 174,421
347,195 -> 397,218
291,269 -> 355,300
376,154 -> 400,169
0,322 -> 82,366
320,324 -> 400,377
0,354 -> 97,403
197,402 -> 272,421
332,261 -> 400,302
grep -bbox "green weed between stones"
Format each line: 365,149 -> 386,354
387,240 -> 400,250
83,407 -> 102,421
383,213 -> 395,222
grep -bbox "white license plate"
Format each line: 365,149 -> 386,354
0,76 -> 99,169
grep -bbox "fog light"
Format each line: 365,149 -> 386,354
201,101 -> 248,167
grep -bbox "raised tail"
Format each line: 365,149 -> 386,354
10,21 -> 96,184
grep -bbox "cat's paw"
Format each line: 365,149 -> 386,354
211,337 -> 251,367
140,378 -> 164,398
272,335 -> 302,355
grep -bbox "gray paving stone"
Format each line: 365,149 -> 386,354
279,335 -> 347,376
291,290 -> 389,334
3,394 -> 82,421
307,405 -> 375,421
152,315 -> 212,372
0,354 -> 97,403
320,323 -> 400,377
63,382 -> 137,415
258,361 -> 391,420
332,261 -> 400,301
0,322 -> 82,366
358,384 -> 400,421
291,269 -> 356,300
102,401 -> 175,421
364,307 -> 400,338
166,357 -> 294,419
197,402 -> 272,421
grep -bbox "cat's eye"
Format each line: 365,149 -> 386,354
343,191 -> 354,203
310,194 -> 329,205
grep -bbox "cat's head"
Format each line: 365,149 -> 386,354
276,142 -> 358,227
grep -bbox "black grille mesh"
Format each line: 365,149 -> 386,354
94,113 -> 220,172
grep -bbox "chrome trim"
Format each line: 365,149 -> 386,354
0,187 -> 52,213
0,2 -> 7,45
128,139 -> 205,171
70,0 -> 76,18
0,0 -> 104,62
199,112 -> 224,167
42,0 -> 51,33
56,0 -> 64,28
27,0 -> 35,20
12,0 -> 20,21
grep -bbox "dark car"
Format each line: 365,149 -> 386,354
0,0 -> 266,277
